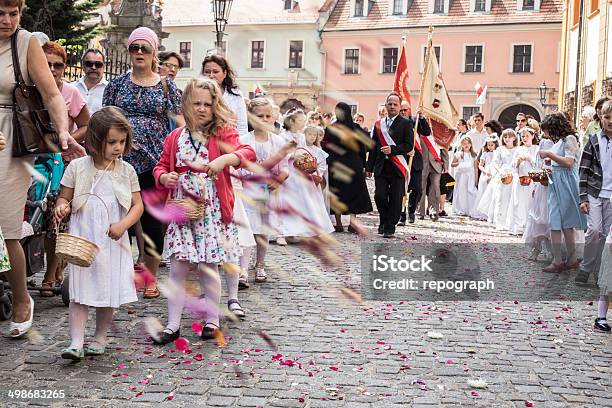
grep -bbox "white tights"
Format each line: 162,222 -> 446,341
166,256 -> 219,333
598,295 -> 609,320
69,302 -> 114,349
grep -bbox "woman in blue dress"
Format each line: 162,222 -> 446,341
103,27 -> 184,297
539,113 -> 587,273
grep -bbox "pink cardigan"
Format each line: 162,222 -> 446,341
153,126 -> 256,224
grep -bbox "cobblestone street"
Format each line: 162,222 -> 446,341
0,204 -> 611,408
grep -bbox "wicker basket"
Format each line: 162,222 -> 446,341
167,197 -> 205,221
500,174 -> 513,185
519,175 -> 532,186
293,148 -> 318,174
528,169 -> 551,186
55,193 -> 106,267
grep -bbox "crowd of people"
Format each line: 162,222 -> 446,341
0,2 -> 610,363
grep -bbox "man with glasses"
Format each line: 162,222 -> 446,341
465,112 -> 487,154
158,51 -> 184,82
72,49 -> 107,114
515,112 -> 527,133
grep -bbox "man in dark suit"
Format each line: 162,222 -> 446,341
366,93 -> 414,238
397,101 -> 431,225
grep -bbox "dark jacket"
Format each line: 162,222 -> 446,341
367,115 -> 414,178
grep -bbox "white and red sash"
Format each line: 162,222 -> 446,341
375,119 -> 409,178
420,134 -> 442,162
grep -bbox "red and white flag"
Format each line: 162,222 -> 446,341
474,82 -> 487,105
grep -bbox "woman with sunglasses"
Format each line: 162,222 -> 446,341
103,27 -> 185,299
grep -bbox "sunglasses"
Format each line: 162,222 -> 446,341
160,62 -> 179,71
516,118 -> 526,123
128,44 -> 154,54
48,62 -> 65,70
84,60 -> 104,68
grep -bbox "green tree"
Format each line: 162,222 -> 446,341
20,0 -> 103,46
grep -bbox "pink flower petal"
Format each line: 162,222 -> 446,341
174,337 -> 190,352
194,354 -> 203,361
525,401 -> 535,407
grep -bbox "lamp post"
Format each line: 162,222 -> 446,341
538,81 -> 558,111
213,0 -> 233,55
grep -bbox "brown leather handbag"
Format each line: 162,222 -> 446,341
11,28 -> 59,157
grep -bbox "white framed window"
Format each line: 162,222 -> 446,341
179,41 -> 192,69
462,106 -> 481,120
469,0 -> 492,12
518,0 -> 541,10
344,48 -> 361,75
390,0 -> 408,15
288,40 -> 304,69
353,0 -> 375,17
250,40 -> 265,69
284,0 -> 295,10
381,47 -> 399,73
420,45 -> 442,72
430,0 -> 449,14
511,43 -> 533,73
463,44 -> 484,73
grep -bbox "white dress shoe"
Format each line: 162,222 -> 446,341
9,295 -> 34,338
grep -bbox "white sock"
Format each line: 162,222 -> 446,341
598,295 -> 609,320
68,302 -> 88,349
225,267 -> 239,301
166,257 -> 191,333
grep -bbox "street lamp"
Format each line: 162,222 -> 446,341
213,0 -> 233,55
538,81 -> 558,111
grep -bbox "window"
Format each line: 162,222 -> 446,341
421,45 -> 441,72
464,45 -> 483,72
433,0 -> 445,13
179,42 -> 191,69
348,104 -> 358,117
289,40 -> 303,69
284,0 -> 294,10
522,0 -> 535,10
251,41 -> 264,69
589,0 -> 599,14
474,0 -> 486,11
354,0 -> 375,16
393,0 -> 404,14
512,44 -> 532,73
463,106 -> 480,121
382,47 -> 399,73
344,48 -> 360,74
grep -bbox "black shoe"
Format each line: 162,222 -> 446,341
153,329 -> 180,345
408,213 -> 415,224
439,210 -> 448,217
575,270 -> 589,283
594,318 -> 611,332
383,232 -> 395,238
201,322 -> 221,340
377,224 -> 384,234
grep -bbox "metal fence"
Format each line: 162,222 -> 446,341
64,47 -> 130,83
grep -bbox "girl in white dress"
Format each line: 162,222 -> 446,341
473,135 -> 499,220
241,98 -> 290,282
524,137 -> 554,261
491,129 -> 518,230
54,107 -> 144,360
451,136 -> 479,217
153,78 -> 256,343
505,128 -> 539,235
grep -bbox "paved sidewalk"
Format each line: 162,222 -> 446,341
0,210 -> 610,407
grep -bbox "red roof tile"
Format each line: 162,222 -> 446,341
325,0 -> 563,31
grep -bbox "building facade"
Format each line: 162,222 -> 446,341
161,0 -> 331,110
559,0 -> 612,125
321,0 -> 564,128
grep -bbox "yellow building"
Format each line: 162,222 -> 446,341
559,0 -> 612,124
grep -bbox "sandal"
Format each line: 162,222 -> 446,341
61,347 -> 84,361
201,322 -> 221,340
334,225 -> 344,233
143,287 -> 160,299
228,299 -> 246,319
542,263 -> 565,273
238,275 -> 250,290
40,281 -> 55,297
84,343 -> 106,356
255,264 -> 267,282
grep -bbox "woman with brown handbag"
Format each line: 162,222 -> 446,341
0,0 -> 85,338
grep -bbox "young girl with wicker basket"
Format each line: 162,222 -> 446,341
240,97 -> 290,283
451,136 -> 479,217
491,129 -> 518,230
303,125 -> 328,197
54,107 -> 144,360
152,78 -> 255,344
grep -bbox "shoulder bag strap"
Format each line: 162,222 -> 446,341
10,28 -> 25,86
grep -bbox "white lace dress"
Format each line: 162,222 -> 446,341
505,144 -> 538,234
163,130 -> 241,264
452,152 -> 478,217
491,146 -> 517,230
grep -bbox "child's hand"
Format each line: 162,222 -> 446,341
0,131 -> 5,152
160,172 -> 179,188
54,203 -> 71,222
108,222 -> 126,241
203,157 -> 226,179
538,150 -> 549,159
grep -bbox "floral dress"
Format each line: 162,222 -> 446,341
162,129 -> 240,264
103,73 -> 182,175
0,227 -> 10,272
